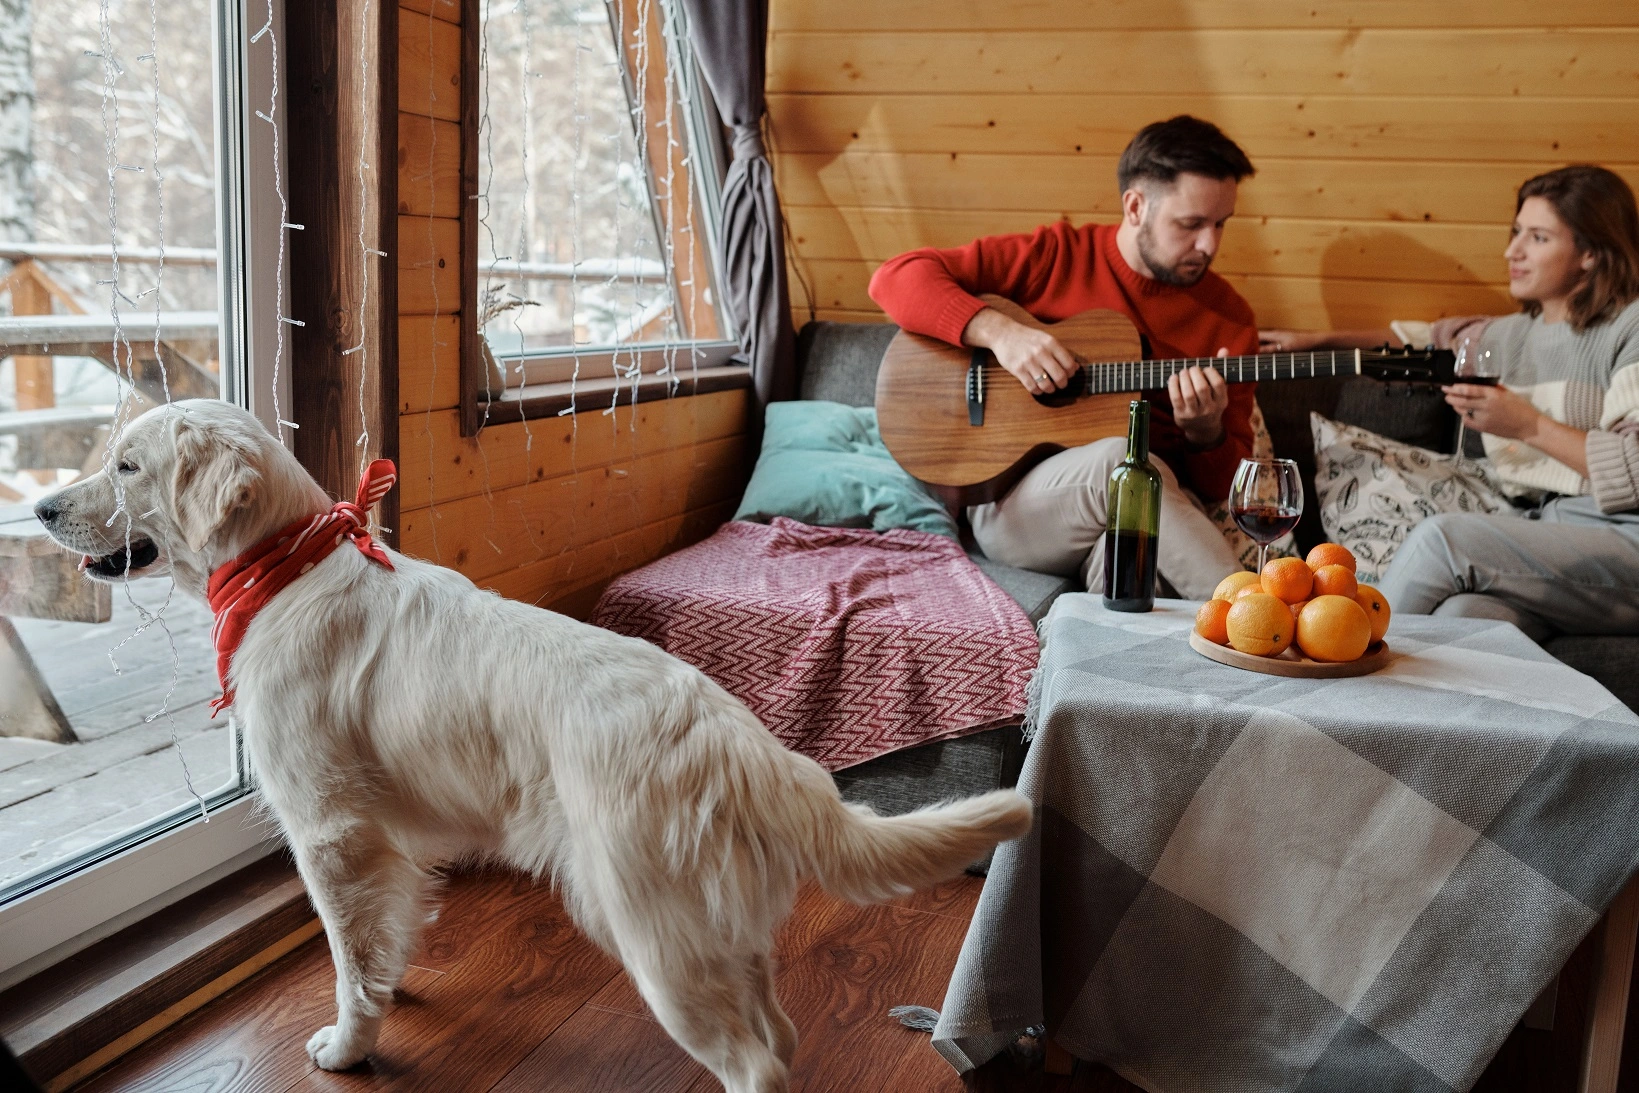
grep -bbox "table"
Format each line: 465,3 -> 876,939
0,503 -> 109,742
0,312 -> 220,405
934,596 -> 1639,1093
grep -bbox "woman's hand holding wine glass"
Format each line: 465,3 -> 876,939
1444,339 -> 1550,454
1446,337 -> 1500,470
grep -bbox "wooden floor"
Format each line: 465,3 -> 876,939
69,870 -> 1139,1093
4,590 -> 225,888
66,866 -> 1627,1093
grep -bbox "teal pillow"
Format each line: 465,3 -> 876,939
734,401 -> 958,538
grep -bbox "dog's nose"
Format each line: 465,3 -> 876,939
34,497 -> 61,524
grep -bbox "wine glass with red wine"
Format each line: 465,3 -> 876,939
1228,458 -> 1303,575
1452,337 -> 1499,472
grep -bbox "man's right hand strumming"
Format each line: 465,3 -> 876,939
962,307 -> 1077,395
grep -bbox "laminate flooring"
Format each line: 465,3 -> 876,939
68,870 -> 1136,1093
65,867 -> 1622,1092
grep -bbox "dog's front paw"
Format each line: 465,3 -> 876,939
306,1025 -> 367,1071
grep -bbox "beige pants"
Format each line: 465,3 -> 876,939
968,437 -> 1243,600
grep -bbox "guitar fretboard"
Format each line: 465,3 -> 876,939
1077,350 -> 1362,395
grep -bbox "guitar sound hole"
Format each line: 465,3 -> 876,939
1033,388 -> 1079,408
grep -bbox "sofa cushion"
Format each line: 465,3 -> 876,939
795,321 -> 898,407
1545,636 -> 1639,714
735,401 -> 959,537
965,552 -> 1075,624
832,724 -> 1028,872
1311,413 -> 1511,581
832,725 -> 1026,818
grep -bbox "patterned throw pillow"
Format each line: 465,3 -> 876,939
1310,413 -> 1512,581
1205,399 -> 1298,570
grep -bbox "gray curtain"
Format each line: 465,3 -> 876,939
679,0 -> 795,414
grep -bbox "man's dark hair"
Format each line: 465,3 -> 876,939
1117,116 -> 1255,194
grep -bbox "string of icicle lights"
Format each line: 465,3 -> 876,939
465,0 -> 708,598
86,0 -> 205,817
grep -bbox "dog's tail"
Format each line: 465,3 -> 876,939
802,775 -> 1032,904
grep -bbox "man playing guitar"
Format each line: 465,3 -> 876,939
868,116 -> 1258,598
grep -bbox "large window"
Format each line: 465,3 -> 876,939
473,0 -> 734,406
0,0 -> 282,981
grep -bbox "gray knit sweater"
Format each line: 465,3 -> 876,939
1479,297 -> 1639,513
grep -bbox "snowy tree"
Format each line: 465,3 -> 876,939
0,0 -> 35,243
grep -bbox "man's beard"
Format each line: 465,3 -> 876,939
1136,220 -> 1211,287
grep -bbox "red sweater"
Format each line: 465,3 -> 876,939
867,221 -> 1259,503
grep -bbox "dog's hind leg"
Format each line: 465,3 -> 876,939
626,950 -> 789,1093
747,951 -> 797,1067
290,827 -> 431,1071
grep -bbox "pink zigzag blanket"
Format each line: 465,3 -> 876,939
590,518 -> 1039,771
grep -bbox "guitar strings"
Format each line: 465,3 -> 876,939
968,343 -> 1435,382
972,349 -> 1370,390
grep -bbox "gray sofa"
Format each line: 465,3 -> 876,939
796,320 -> 1639,816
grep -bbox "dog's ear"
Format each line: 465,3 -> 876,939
171,417 -> 260,553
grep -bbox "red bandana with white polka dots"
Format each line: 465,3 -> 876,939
206,459 -> 397,715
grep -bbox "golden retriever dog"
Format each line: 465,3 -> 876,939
34,399 -> 1032,1093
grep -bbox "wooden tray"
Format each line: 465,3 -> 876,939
1189,630 -> 1392,678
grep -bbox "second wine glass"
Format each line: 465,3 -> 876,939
1451,336 -> 1499,472
1228,458 -> 1303,575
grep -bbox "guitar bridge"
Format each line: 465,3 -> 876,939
967,350 -> 985,426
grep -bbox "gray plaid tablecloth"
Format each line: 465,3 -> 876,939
933,595 -> 1639,1092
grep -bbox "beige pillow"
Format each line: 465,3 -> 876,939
1310,413 -> 1511,582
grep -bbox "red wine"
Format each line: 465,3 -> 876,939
1103,529 -> 1156,612
1455,374 -> 1500,386
1230,504 -> 1301,543
1104,401 -> 1161,613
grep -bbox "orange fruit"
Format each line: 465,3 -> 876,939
1260,557 -> 1314,604
1195,599 -> 1232,645
1311,563 -> 1359,600
1288,598 -> 1310,620
1213,571 -> 1262,601
1226,593 -> 1295,657
1296,596 -> 1373,662
1306,542 -> 1358,574
1355,585 -> 1391,644
1233,581 -> 1267,602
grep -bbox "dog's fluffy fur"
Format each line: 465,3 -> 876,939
36,399 -> 1032,1092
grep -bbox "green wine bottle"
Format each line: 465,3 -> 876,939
1103,400 -> 1162,612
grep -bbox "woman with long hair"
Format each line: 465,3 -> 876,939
1272,166 -> 1639,638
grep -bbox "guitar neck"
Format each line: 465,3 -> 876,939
1080,349 -> 1362,394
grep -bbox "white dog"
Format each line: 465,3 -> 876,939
35,399 -> 1031,1093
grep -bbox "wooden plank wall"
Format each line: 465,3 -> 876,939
768,0 -> 1639,332
394,0 -> 749,617
287,0 -> 398,531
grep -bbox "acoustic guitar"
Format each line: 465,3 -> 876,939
875,296 -> 1458,504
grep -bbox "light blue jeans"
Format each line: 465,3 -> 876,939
1378,495 -> 1639,640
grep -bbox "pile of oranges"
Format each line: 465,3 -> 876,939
1194,543 -> 1391,663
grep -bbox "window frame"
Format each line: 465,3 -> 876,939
0,0 -> 288,986
461,0 -> 742,437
